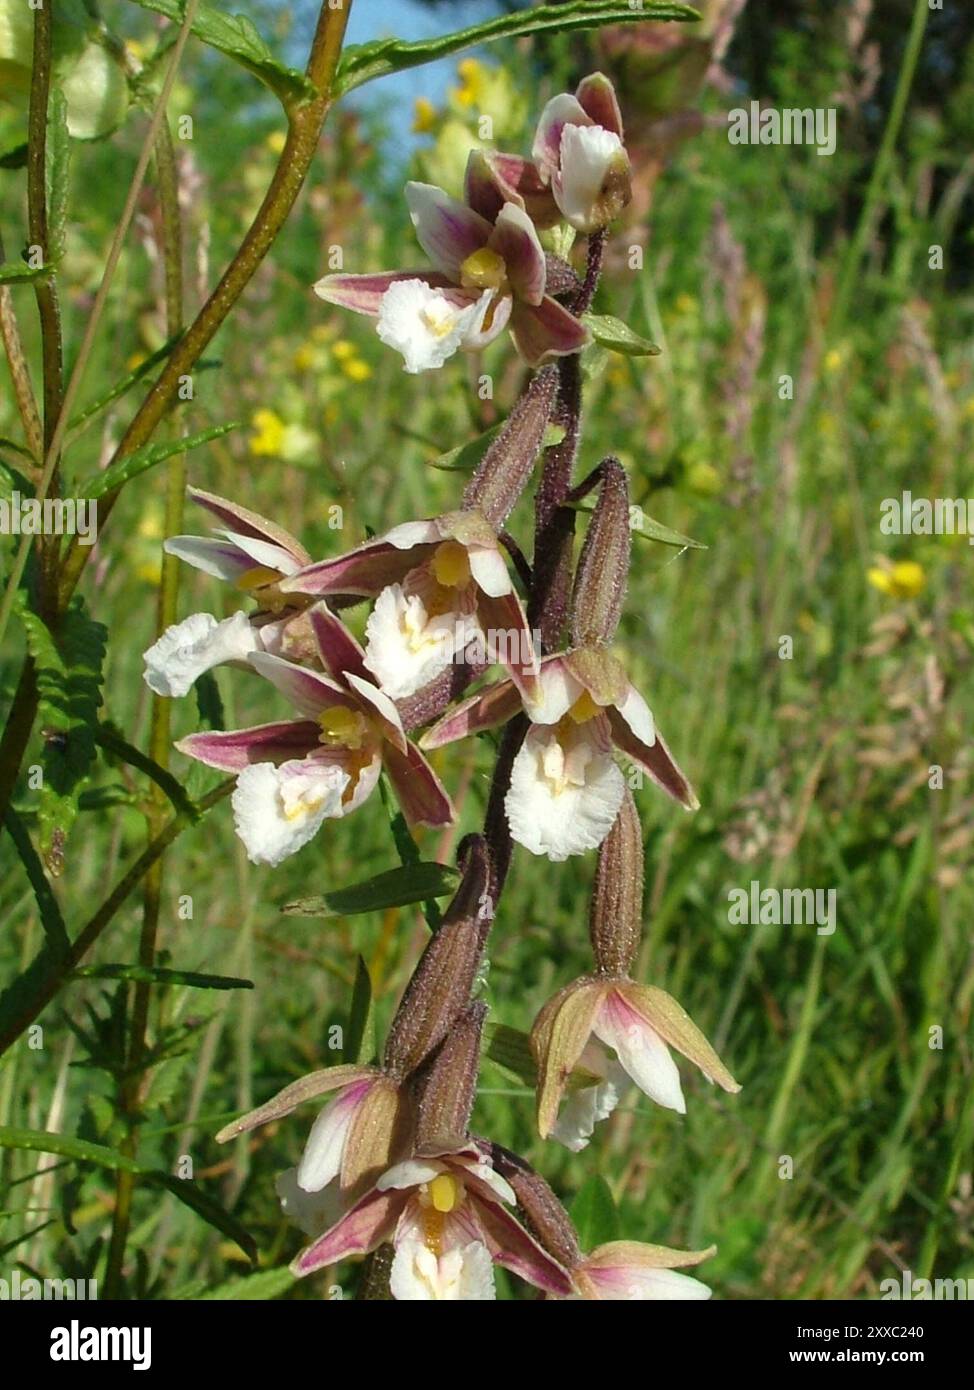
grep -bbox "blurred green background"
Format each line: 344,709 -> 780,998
1,0 -> 973,1299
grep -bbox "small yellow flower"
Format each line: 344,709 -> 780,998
823,347 -> 844,374
674,292 -> 698,316
332,339 -> 356,361
867,561 -> 926,600
452,56 -> 486,109
126,351 -> 147,372
137,505 -> 164,541
250,408 -> 286,457
292,343 -> 317,372
412,97 -> 438,134
266,130 -> 286,155
343,357 -> 372,382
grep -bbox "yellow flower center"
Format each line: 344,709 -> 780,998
567,690 -> 601,724
317,705 -> 369,750
459,247 -> 508,292
429,1173 -> 460,1213
430,540 -> 471,589
420,1173 -> 463,1257
236,565 -> 281,592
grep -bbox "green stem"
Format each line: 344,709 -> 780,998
0,230 -> 44,468
831,0 -> 929,329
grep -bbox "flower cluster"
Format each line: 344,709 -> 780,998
145,74 -> 741,1299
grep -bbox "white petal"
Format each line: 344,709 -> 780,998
275,1167 -> 343,1238
594,992 -> 686,1114
231,759 -> 349,866
390,1234 -> 495,1301
555,124 -> 627,231
296,1082 -> 372,1192
597,1266 -> 712,1301
376,1159 -> 443,1192
505,725 -> 624,861
376,280 -> 481,374
143,611 -> 257,698
523,658 -> 584,725
467,543 -> 511,599
218,529 -> 302,577
382,519 -> 441,550
549,1044 -> 624,1152
363,583 -> 479,700
615,681 -> 655,746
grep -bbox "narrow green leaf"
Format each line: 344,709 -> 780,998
428,421 -> 565,473
129,0 -> 316,106
378,776 -> 442,931
283,862 -> 460,919
197,1266 -> 296,1300
568,501 -> 706,550
3,809 -> 70,959
96,723 -> 199,822
571,1174 -> 621,1249
583,312 -> 661,357
344,956 -> 375,1065
150,1175 -> 257,1262
484,1024 -> 537,1088
81,421 -> 240,500
72,964 -> 253,991
338,1 -> 700,93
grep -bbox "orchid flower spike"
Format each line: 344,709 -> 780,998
281,508 -> 540,704
216,1063 -> 411,1227
532,73 -> 632,233
142,488 -> 317,698
289,1140 -> 572,1300
313,166 -> 590,373
175,603 -> 452,865
423,647 -> 696,862
531,972 -> 741,1151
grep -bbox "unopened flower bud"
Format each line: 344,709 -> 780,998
414,1002 -> 487,1153
463,365 -> 558,527
570,457 -> 631,648
589,788 -> 644,976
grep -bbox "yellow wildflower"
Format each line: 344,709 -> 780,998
250,408 -> 286,457
332,339 -> 356,361
266,130 -> 286,156
413,97 -> 437,134
867,561 -> 926,600
343,358 -> 372,382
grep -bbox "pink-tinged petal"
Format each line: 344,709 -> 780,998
383,518 -> 443,549
461,289 -> 512,352
607,707 -> 698,810
219,529 -> 303,577
404,182 -> 491,280
163,536 -> 255,583
485,152 -> 561,228
473,1198 -> 574,1298
175,720 -> 319,771
298,1080 -> 375,1192
312,269 -> 449,316
580,1263 -> 711,1301
383,739 -> 454,829
463,149 -> 509,223
466,544 -> 510,600
477,589 -> 541,703
338,749 -> 383,817
510,296 -> 591,369
575,72 -> 624,139
291,1187 -> 405,1274
216,1066 -> 376,1141
187,487 -> 309,564
281,540 -> 426,598
345,670 -> 408,754
487,203 -> 546,307
532,92 -> 592,178
420,678 -> 521,750
614,681 -> 655,746
248,650 -> 354,717
308,602 -> 368,684
593,990 -> 685,1114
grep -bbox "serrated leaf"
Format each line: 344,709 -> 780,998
283,862 -> 460,919
571,1175 -> 621,1250
0,259 -> 48,285
82,421 -> 240,500
72,964 -> 253,991
583,312 -> 660,357
18,596 -> 107,873
130,0 -> 316,106
337,1 -> 700,94
344,956 -> 374,1065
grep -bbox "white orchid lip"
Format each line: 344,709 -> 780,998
143,610 -> 258,698
231,759 -> 350,867
376,279 -> 490,374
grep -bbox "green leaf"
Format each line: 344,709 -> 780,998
570,1174 -> 621,1250
194,670 -> 225,730
344,956 -> 375,1065
378,776 -> 443,932
583,312 -> 661,357
568,500 -> 706,550
0,259 -> 47,285
283,861 -> 460,919
428,421 -> 565,473
81,421 -> 240,500
3,809 -> 70,960
484,1023 -> 537,1087
95,722 -> 199,822
18,597 -> 107,874
71,964 -> 253,991
129,0 -> 316,107
45,90 -> 70,265
337,1 -> 700,94
0,1126 -> 256,1262
197,1266 -> 297,1300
